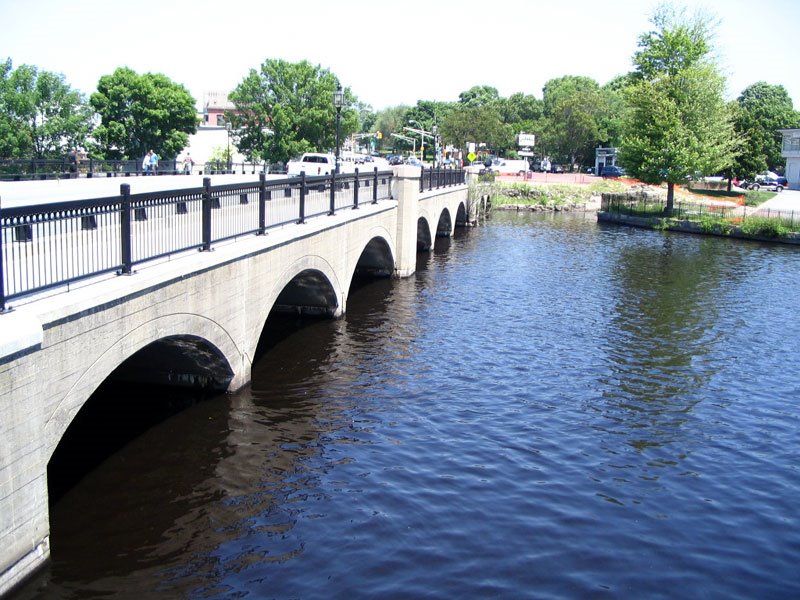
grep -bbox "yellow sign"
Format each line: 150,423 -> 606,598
467,152 -> 477,162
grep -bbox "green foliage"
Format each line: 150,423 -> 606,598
733,82 -> 800,177
697,215 -> 733,234
0,58 -> 93,159
739,216 -> 791,238
619,4 -> 738,212
541,75 -> 608,168
229,59 -> 357,164
440,104 -> 512,156
458,85 -> 501,108
91,67 -> 197,160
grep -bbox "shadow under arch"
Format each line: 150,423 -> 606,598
46,322 -> 240,503
436,207 -> 453,237
417,215 -> 432,250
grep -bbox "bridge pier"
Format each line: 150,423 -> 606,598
0,168 -> 469,596
393,165 -> 421,277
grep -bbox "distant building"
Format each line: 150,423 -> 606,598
595,147 -> 618,175
179,92 -> 245,169
779,129 -> 800,190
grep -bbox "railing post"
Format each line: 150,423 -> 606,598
202,177 -> 212,251
0,196 -> 6,311
372,167 -> 378,204
120,184 -> 133,274
298,172 -> 306,224
258,172 -> 267,235
329,171 -> 336,215
353,168 -> 360,209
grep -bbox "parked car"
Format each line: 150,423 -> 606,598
756,171 -> 788,187
286,152 -> 336,176
601,165 -> 626,178
742,179 -> 784,192
490,159 -> 530,175
550,163 -> 564,173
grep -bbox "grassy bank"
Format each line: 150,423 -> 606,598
471,180 -> 628,209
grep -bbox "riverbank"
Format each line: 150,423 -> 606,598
597,188 -> 800,245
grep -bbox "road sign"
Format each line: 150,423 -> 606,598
467,152 -> 477,162
518,133 -> 536,147
518,151 -> 535,157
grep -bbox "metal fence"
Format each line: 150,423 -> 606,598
0,169 -> 393,310
419,167 -> 466,192
0,158 -> 276,180
600,194 -> 800,229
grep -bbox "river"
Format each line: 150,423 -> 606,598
17,211 -> 800,599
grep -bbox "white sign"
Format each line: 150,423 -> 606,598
517,133 -> 536,147
518,151 -> 535,157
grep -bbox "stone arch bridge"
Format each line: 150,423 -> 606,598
0,165 -> 472,594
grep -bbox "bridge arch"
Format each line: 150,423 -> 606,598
44,313 -> 245,461
350,226 -> 396,281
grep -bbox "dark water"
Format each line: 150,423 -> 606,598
24,212 -> 800,598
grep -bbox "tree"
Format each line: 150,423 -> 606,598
541,75 -> 607,169
90,67 -> 197,160
228,59 -> 358,165
619,4 -> 738,213
458,85 -> 501,108
734,82 -> 800,177
0,58 -> 93,159
440,104 -> 511,160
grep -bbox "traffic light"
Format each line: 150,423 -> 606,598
376,131 -> 382,139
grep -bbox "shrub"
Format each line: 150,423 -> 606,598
739,216 -> 791,238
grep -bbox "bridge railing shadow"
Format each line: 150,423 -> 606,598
0,169 -> 396,311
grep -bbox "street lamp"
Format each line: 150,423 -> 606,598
410,119 -> 425,160
226,122 -> 231,173
432,124 -> 438,167
333,84 -> 344,173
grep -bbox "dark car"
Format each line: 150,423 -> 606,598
743,179 -> 784,192
601,165 -> 626,178
550,163 -> 564,173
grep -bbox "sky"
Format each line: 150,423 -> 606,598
3,0 -> 799,111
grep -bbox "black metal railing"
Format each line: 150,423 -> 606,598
0,168 -> 393,310
600,194 -> 800,229
0,158 -> 277,180
419,167 -> 466,192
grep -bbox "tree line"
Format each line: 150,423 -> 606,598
1,4 -> 798,184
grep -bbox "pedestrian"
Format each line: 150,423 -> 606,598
142,150 -> 152,175
183,153 -> 194,175
150,150 -> 160,175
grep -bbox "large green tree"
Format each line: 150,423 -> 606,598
541,75 -> 607,168
619,5 -> 738,212
0,58 -> 93,159
733,82 -> 800,177
440,104 -> 512,159
228,59 -> 357,165
90,67 -> 197,160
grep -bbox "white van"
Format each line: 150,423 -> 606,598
286,153 -> 336,176
490,159 -> 530,175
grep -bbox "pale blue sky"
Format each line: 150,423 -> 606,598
2,0 -> 798,110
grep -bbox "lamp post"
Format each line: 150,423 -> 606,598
432,124 -> 438,167
226,122 -> 231,173
333,84 -> 344,174
410,119 -> 425,160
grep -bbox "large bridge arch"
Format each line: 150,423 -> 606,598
43,313 -> 245,461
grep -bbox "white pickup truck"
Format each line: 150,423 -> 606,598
286,153 -> 336,176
